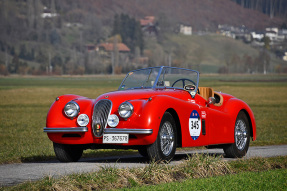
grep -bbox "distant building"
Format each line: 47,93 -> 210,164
96,42 -> 130,58
65,23 -> 83,28
97,43 -> 130,53
96,42 -> 131,67
283,52 -> 287,62
140,16 -> 158,36
140,16 -> 155,26
266,27 -> 279,34
265,27 -> 286,42
41,6 -> 58,18
251,32 -> 264,41
278,29 -> 287,39
179,24 -> 192,35
85,44 -> 96,52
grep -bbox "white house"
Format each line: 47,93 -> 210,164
180,24 -> 192,35
41,6 -> 58,18
251,32 -> 264,41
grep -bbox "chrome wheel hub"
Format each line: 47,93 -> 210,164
160,121 -> 174,156
235,119 -> 247,151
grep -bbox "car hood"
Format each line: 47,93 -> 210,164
96,88 -> 192,102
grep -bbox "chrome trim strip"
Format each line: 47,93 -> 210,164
104,128 -> 153,134
43,127 -> 88,133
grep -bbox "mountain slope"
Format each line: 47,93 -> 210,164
84,0 -> 284,30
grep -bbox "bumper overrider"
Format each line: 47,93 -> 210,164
43,127 -> 153,134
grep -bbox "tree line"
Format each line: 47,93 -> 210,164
230,0 -> 287,19
112,14 -> 144,54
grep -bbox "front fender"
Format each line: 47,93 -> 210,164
112,98 -> 164,145
46,94 -> 95,144
46,94 -> 92,127
121,95 -> 195,145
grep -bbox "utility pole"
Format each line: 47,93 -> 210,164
168,53 -> 171,67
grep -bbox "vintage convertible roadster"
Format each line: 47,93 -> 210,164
44,66 -> 256,162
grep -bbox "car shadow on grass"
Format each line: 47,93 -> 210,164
77,151 -> 225,163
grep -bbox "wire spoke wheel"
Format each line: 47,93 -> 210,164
147,112 -> 177,162
235,119 -> 248,151
223,111 -> 250,158
160,121 -> 175,156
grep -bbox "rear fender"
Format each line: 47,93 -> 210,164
224,98 -> 256,141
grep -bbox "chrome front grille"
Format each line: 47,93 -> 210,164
92,99 -> 112,137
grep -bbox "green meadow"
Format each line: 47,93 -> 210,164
0,74 -> 287,164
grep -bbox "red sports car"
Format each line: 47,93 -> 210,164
44,66 -> 256,162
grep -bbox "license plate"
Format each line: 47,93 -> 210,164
103,134 -> 129,144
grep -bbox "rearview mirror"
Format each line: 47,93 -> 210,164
208,97 -> 216,105
184,85 -> 196,91
184,85 -> 197,98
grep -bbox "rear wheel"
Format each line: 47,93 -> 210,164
147,112 -> 177,162
224,112 -> 250,158
53,142 -> 83,162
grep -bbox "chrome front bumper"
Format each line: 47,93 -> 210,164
104,128 -> 153,134
43,127 -> 88,133
43,127 -> 153,134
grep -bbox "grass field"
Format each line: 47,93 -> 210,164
2,155 -> 287,190
124,169 -> 287,191
0,74 -> 287,164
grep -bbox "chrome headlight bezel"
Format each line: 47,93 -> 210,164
118,102 -> 133,119
64,101 -> 80,118
77,114 -> 89,127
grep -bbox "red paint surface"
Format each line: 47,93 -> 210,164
46,88 -> 256,147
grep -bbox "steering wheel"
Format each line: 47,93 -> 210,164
171,78 -> 196,88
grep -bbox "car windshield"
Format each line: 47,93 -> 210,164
119,66 -> 199,91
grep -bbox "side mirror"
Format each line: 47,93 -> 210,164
208,97 -> 216,105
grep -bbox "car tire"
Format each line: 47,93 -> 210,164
147,112 -> 177,162
223,111 -> 250,158
53,142 -> 83,162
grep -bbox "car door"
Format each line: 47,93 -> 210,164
204,106 -> 233,145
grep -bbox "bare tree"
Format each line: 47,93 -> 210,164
270,0 -> 276,18
34,0 -> 43,41
112,36 -> 119,75
27,0 -> 35,29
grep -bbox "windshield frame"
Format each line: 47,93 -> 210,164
118,66 -> 199,94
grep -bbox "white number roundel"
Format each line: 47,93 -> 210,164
189,110 -> 201,140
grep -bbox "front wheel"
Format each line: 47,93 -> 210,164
53,142 -> 83,162
224,111 -> 250,158
147,112 -> 177,162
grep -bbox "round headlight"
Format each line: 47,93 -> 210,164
77,114 -> 89,127
118,102 -> 133,119
107,114 -> 119,127
64,101 -> 80,118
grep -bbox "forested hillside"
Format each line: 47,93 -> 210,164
230,0 -> 287,19
0,0 -> 286,75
